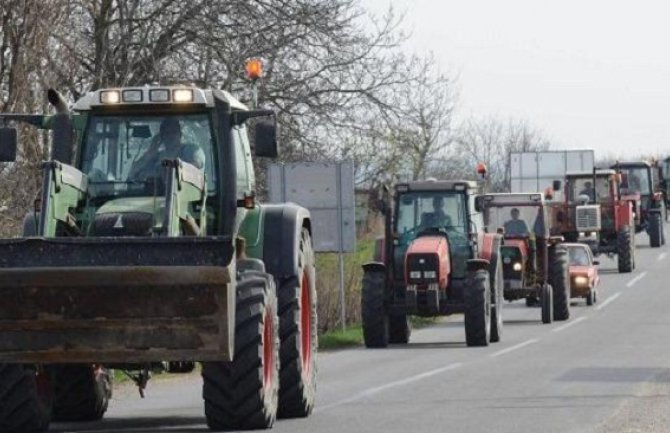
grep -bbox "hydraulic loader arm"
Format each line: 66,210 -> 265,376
163,158 -> 207,236
39,161 -> 87,236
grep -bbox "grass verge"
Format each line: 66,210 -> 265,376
318,316 -> 439,350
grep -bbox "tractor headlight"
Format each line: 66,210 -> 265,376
100,90 -> 120,104
410,271 -> 421,279
513,262 -> 522,272
574,276 -> 589,286
173,89 -> 194,103
423,270 -> 437,279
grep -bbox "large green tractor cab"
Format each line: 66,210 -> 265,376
0,86 -> 317,431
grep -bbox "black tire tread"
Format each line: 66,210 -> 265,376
0,364 -> 51,433
617,227 -> 634,273
464,269 -> 490,347
549,246 -> 570,321
50,365 -> 111,422
277,229 -> 317,418
388,314 -> 410,344
202,272 -> 279,431
649,211 -> 662,248
361,271 -> 388,348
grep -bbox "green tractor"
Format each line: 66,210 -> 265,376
0,86 -> 317,431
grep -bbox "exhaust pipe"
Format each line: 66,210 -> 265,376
47,89 -> 69,114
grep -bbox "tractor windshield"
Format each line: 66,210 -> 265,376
395,191 -> 467,246
619,166 -> 651,196
568,177 -> 596,203
81,113 -> 216,200
485,205 -> 547,238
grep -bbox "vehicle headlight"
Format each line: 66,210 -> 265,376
410,271 -> 421,279
574,276 -> 589,286
513,262 -> 522,272
423,270 -> 437,279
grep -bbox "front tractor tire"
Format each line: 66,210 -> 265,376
541,284 -> 553,324
49,365 -> 111,422
202,271 -> 280,431
0,364 -> 52,433
649,211 -> 663,248
388,314 -> 411,344
464,269 -> 491,347
361,270 -> 389,348
549,246 -> 570,321
489,256 -> 504,343
277,229 -> 318,419
617,227 -> 634,273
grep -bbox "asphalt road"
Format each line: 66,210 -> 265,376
53,231 -> 670,433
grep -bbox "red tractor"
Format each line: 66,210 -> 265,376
361,180 -> 503,348
613,161 -> 665,247
478,193 -> 570,323
548,169 -> 636,272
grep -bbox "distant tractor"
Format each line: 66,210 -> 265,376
361,180 -> 504,348
548,169 -> 636,273
654,156 -> 670,219
0,86 -> 317,432
479,193 -> 570,323
613,161 -> 665,247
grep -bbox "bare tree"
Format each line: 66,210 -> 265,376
454,117 -> 551,191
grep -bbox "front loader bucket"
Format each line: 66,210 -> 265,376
0,236 -> 235,364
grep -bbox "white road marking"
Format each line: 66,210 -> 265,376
316,362 -> 463,411
658,252 -> 667,261
552,316 -> 588,333
626,271 -> 647,288
490,338 -> 539,358
595,292 -> 621,311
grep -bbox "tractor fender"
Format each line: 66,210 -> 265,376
478,233 -> 501,262
260,203 -> 312,278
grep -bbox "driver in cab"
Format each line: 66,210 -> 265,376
504,208 -> 530,236
420,196 -> 453,229
129,117 -> 205,180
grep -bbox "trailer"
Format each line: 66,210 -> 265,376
510,150 -> 595,200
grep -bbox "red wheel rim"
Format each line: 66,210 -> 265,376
300,271 -> 312,376
262,308 -> 274,392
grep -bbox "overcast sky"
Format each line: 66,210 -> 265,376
364,0 -> 670,158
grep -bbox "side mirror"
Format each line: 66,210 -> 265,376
254,119 -> 278,158
0,127 -> 18,162
553,180 -> 562,191
51,113 -> 74,163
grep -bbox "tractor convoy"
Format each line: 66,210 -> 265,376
0,85 -> 661,432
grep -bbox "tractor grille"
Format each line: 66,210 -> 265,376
575,205 -> 601,232
91,212 -> 155,237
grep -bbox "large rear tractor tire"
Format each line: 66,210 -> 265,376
202,271 -> 280,431
361,270 -> 389,348
541,284 -> 553,324
549,245 -> 570,321
388,314 -> 411,344
617,227 -> 634,273
0,364 -> 52,433
49,365 -> 111,422
464,269 -> 491,347
276,229 -> 318,419
489,257 -> 503,343
649,211 -> 663,248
